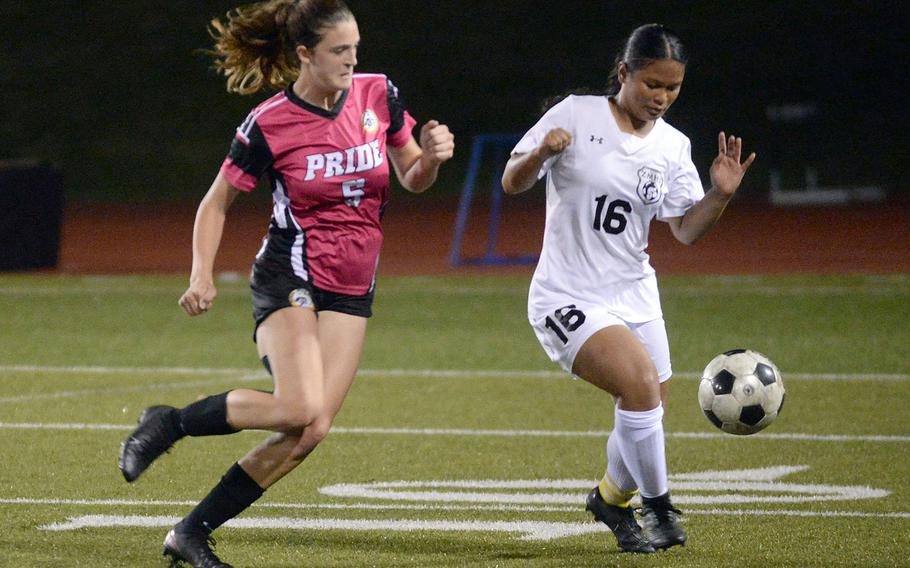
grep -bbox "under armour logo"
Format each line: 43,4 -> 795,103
590,135 -> 603,144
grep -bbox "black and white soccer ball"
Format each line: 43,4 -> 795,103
698,349 -> 785,435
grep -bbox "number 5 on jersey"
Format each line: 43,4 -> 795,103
342,178 -> 365,207
544,304 -> 586,345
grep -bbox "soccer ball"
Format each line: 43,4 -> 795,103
697,349 -> 785,435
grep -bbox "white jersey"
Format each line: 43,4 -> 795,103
513,95 -> 704,323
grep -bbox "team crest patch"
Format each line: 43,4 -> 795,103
289,288 -> 314,309
636,166 -> 664,204
361,109 -> 379,134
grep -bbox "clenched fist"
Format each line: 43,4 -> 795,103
535,128 -> 572,160
178,279 -> 217,317
419,120 -> 455,164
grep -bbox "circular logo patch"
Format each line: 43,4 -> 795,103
361,109 -> 379,134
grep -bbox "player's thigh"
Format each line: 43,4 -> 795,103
316,310 -> 367,420
255,306 -> 324,401
530,304 -> 615,375
572,325 -> 661,409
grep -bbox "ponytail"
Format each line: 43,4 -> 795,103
208,0 -> 352,95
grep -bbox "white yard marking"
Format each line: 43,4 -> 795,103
8,497 -> 910,519
19,466 -> 907,541
0,497 -> 577,513
0,378 -> 247,403
34,508 -> 910,539
0,364 -> 906,381
4,365 -> 904,404
0,422 -> 908,443
0,364 -> 251,375
3,277 -> 905,298
39,515 -> 600,541
320,467 -> 890,506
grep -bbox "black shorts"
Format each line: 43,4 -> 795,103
249,261 -> 374,341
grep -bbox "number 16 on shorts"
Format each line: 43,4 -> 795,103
533,304 -> 591,374
545,305 -> 586,344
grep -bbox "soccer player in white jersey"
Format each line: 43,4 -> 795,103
502,23 -> 755,553
117,1 -> 453,566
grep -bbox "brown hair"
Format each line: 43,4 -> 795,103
208,0 -> 353,95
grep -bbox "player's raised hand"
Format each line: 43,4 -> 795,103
710,132 -> 756,197
419,120 -> 454,164
535,128 -> 572,160
178,279 -> 217,317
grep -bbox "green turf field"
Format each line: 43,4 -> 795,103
1,273 -> 908,567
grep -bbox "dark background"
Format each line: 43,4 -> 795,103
0,0 -> 905,203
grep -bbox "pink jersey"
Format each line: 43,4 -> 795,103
220,73 -> 417,295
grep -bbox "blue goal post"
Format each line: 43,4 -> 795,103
448,134 -> 539,267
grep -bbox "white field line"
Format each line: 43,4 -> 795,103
37,515 -> 596,541
0,286 -> 250,298
317,468 -> 892,506
0,497 -> 577,513
9,497 -> 910,519
35,509 -> 910,540
0,422 -> 907,443
0,365 -> 252,376
1,282 -> 908,297
0,366 -> 906,404
0,378 -> 249,404
0,364 -> 907,382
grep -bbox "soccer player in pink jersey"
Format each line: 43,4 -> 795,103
117,1 -> 454,566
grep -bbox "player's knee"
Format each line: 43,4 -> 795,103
307,418 -> 333,446
286,421 -> 331,461
275,399 -> 323,432
617,368 -> 661,409
639,368 -> 661,392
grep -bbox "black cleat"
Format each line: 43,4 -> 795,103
585,487 -> 655,553
118,405 -> 183,482
163,524 -> 233,568
640,492 -> 687,550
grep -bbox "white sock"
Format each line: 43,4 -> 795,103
613,405 -> 668,498
599,431 -> 639,506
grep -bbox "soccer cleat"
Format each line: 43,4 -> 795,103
585,487 -> 655,553
163,524 -> 233,568
118,405 -> 183,482
640,492 -> 687,550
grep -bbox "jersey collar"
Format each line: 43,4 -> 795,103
284,84 -> 349,119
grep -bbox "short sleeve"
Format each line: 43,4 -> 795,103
658,137 -> 705,220
511,97 -> 574,179
385,78 -> 417,149
219,116 -> 275,192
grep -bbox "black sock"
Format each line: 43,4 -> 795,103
178,392 -> 238,437
182,463 -> 265,533
161,407 -> 187,442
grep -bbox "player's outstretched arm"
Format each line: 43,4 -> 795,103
389,120 -> 455,193
178,173 -> 241,316
666,132 -> 756,245
502,128 -> 571,194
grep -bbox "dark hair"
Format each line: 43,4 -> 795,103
542,23 -> 687,112
605,23 -> 687,95
208,0 -> 354,94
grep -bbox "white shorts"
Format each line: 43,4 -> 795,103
530,304 -> 672,381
